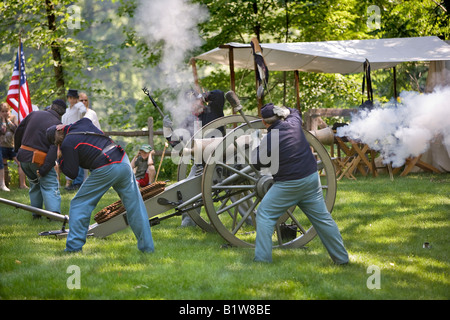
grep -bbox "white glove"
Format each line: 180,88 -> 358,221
273,105 -> 290,119
74,101 -> 87,117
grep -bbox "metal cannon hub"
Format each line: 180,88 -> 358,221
255,175 -> 274,198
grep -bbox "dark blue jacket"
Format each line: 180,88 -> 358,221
169,89 -> 225,146
59,118 -> 125,179
14,109 -> 61,177
198,89 -> 225,126
254,108 -> 317,182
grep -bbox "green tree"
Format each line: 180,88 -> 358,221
194,0 -> 449,112
194,0 -> 370,113
1,0 -> 448,126
0,0 -> 114,107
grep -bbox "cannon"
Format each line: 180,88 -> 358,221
1,93 -> 337,250
88,93 -> 338,249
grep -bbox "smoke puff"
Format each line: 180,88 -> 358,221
135,0 -> 209,125
336,87 -> 450,167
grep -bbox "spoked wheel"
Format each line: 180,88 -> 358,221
176,115 -> 260,232
201,119 -> 337,248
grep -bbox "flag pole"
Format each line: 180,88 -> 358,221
17,36 -> 22,122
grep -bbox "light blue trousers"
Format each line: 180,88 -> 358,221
73,167 -> 85,186
65,157 -> 154,253
255,172 -> 348,264
20,162 -> 61,214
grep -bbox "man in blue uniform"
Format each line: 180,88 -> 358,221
14,99 -> 66,217
253,103 -> 348,264
46,118 -> 154,253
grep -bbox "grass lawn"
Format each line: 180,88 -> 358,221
0,173 -> 448,300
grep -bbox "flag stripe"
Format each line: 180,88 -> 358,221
6,43 -> 32,122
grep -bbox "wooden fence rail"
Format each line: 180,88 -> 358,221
103,117 -> 165,156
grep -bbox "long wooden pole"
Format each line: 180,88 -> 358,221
155,142 -> 168,182
393,67 -> 397,100
190,57 -> 201,93
294,70 -> 301,117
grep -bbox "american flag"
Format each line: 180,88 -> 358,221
6,43 -> 32,122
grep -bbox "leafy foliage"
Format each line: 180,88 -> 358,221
0,0 -> 115,106
0,0 -> 448,127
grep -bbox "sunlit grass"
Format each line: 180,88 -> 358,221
0,173 -> 449,300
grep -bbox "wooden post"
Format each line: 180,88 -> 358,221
229,46 -> 236,114
254,57 -> 262,116
218,44 -> 238,114
147,117 -> 154,147
393,66 -> 397,100
190,57 -> 201,93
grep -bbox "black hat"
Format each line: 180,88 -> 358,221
52,99 -> 66,109
261,103 -> 290,119
46,125 -> 57,145
261,103 -> 275,119
67,89 -> 79,98
51,99 -> 66,116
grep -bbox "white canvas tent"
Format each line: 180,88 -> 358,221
195,36 -> 450,173
195,36 -> 450,74
195,36 -> 450,109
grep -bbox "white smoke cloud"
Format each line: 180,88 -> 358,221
336,87 -> 450,168
135,0 -> 209,124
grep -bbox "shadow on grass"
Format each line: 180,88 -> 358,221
1,173 -> 449,299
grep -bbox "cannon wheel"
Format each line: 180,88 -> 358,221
177,115 -> 260,232
201,119 -> 337,248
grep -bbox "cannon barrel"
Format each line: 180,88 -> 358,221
188,135 -> 253,163
0,197 -> 69,223
309,127 -> 334,145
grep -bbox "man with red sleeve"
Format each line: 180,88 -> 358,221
46,118 -> 154,253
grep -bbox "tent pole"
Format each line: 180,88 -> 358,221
228,47 -> 236,114
294,70 -> 302,117
190,57 -> 201,93
393,66 -> 397,100
254,56 -> 262,116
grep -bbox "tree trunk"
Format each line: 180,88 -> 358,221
252,1 -> 261,42
45,0 -> 65,99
